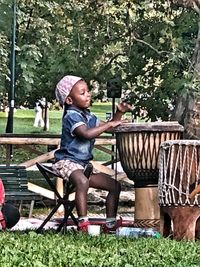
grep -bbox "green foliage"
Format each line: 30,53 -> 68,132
0,0 -> 199,120
0,231 -> 200,267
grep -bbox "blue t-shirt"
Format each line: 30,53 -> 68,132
54,106 -> 100,166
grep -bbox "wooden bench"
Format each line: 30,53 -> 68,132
0,165 -> 42,217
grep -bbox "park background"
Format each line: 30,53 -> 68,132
1,1 -> 200,266
1,0 -> 200,136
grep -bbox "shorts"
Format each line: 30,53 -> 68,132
52,159 -> 99,181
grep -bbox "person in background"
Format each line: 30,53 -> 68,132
39,97 -> 50,130
52,75 -> 132,233
0,179 -> 20,230
33,101 -> 44,127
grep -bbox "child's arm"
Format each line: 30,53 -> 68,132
74,120 -> 122,140
74,102 -> 133,140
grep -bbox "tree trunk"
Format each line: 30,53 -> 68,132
172,92 -> 200,138
172,1 -> 200,138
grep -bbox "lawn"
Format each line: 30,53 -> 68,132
0,102 -> 116,135
0,102 -> 120,163
0,231 -> 200,267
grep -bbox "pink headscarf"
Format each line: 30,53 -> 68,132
55,75 -> 82,106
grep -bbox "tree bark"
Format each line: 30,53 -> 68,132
171,0 -> 200,9
171,0 -> 200,138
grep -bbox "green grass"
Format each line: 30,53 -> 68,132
0,102 -> 133,134
0,231 -> 200,267
0,102 -> 123,163
0,109 -> 62,134
0,103 -> 115,134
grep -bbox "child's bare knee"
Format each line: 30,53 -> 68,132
77,177 -> 89,190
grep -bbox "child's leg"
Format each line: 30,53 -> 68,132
89,173 -> 121,218
69,169 -> 89,217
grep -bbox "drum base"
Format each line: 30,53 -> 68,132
160,206 -> 200,241
134,187 -> 160,230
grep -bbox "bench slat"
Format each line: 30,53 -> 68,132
0,166 -> 41,202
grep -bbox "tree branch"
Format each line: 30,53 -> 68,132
105,53 -> 125,67
76,32 -> 81,60
124,2 -> 168,62
132,34 -> 169,55
96,52 -> 125,77
170,0 -> 200,13
20,8 -> 33,41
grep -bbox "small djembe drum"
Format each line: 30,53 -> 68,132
114,122 -> 184,230
159,140 -> 200,241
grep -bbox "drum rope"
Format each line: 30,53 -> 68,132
186,146 -> 195,200
159,143 -> 200,206
178,144 -> 185,204
170,145 -> 176,204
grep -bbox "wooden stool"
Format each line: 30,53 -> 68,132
159,140 -> 200,241
36,162 -> 93,233
36,162 -> 77,233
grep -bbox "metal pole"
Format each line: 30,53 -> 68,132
6,0 -> 16,134
43,98 -> 48,131
111,97 -> 115,169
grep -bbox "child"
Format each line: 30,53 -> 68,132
0,179 -> 20,230
52,75 -> 132,233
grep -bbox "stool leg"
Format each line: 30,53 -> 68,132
70,212 -> 78,226
36,202 -> 61,233
56,177 -> 64,214
56,201 -> 77,232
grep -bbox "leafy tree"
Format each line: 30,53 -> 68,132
0,0 -> 199,134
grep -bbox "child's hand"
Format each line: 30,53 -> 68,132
117,102 -> 133,113
108,120 -> 122,128
105,119 -> 130,133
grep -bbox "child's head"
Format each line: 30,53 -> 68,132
55,75 -> 82,106
1,203 -> 20,229
56,75 -> 91,109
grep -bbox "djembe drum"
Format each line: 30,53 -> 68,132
159,140 -> 200,241
114,122 -> 184,230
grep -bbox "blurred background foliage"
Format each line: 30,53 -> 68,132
0,0 -> 199,122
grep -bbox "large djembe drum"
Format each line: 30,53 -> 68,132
159,140 -> 200,241
114,122 -> 184,229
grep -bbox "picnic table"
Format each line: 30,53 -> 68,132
0,133 -> 124,201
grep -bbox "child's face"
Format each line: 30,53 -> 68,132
68,80 -> 91,109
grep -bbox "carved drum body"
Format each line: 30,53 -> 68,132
115,122 -> 184,229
